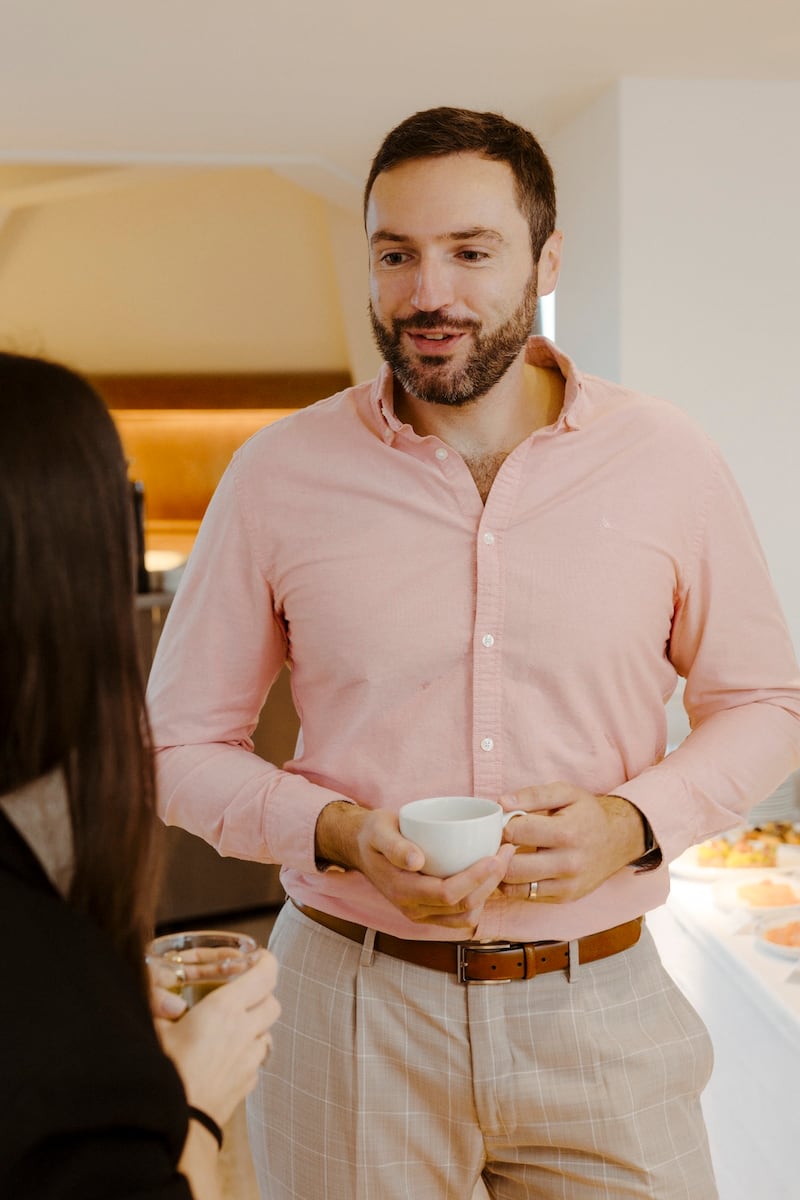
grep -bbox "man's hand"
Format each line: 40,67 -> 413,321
315,801 -> 516,931
497,783 -> 647,902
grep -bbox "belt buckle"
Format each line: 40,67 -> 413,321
457,941 -> 521,984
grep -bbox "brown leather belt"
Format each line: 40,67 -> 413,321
292,900 -> 643,984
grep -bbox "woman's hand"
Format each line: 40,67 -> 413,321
148,959 -> 189,1020
154,949 -> 280,1128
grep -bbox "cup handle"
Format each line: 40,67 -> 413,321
501,809 -> 527,826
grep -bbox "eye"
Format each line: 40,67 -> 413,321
457,249 -> 490,263
379,251 -> 410,267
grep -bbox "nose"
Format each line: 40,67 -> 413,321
410,258 -> 454,312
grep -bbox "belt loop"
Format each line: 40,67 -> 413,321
567,938 -> 580,982
360,927 -> 376,968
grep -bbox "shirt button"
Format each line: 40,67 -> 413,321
480,737 -> 494,752
435,447 -> 448,461
483,531 -> 495,545
481,634 -> 495,648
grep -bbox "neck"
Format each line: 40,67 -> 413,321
394,353 -> 564,461
0,770 -> 74,896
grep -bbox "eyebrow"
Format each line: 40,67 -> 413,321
369,226 -> 506,247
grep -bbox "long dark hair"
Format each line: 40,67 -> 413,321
364,106 -> 557,263
0,351 -> 160,993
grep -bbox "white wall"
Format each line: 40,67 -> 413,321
552,79 -> 800,653
549,86 -> 622,384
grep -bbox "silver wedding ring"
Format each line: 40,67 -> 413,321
527,880 -> 539,901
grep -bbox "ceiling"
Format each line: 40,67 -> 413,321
1,0 -> 799,211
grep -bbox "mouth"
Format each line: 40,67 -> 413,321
406,330 -> 467,355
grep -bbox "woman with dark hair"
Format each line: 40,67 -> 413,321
0,351 -> 279,1199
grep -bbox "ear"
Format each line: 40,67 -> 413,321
536,230 -> 563,297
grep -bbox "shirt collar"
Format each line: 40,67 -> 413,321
368,336 -> 589,442
523,336 -> 587,431
368,362 -> 403,442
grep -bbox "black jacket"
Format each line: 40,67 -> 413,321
0,809 -> 192,1199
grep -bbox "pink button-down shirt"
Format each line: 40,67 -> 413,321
147,339 -> 800,942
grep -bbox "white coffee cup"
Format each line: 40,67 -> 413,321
398,795 -> 525,877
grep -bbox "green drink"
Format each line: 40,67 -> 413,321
148,930 -> 259,1009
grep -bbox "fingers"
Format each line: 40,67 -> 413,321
500,805 -> 556,851
500,784 -> 589,851
148,960 -> 185,990
498,877 -> 554,903
498,840 -> 603,904
497,846 -> 565,904
501,781 -> 581,816
501,811 -> 538,851
360,809 -> 523,928
235,952 -> 280,1011
402,843 -> 517,928
246,949 -> 279,994
151,984 -> 188,1020
500,784 -> 635,901
447,845 -> 518,925
198,950 -> 280,1025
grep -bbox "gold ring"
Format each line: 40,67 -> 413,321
527,881 -> 539,900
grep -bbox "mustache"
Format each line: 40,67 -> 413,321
392,312 -> 480,334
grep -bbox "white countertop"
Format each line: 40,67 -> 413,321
665,873 -> 800,1027
648,871 -> 800,1200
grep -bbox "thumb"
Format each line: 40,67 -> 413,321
495,842 -> 518,870
152,986 -> 188,1020
370,813 -> 425,871
391,834 -> 426,872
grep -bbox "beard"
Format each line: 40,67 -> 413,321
369,276 -> 538,407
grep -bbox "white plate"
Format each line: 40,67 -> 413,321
756,915 -> 800,960
670,836 -> 800,881
713,871 -> 800,915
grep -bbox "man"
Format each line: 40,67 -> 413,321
148,108 -> 800,1198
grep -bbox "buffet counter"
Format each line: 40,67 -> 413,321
648,873 -> 799,1200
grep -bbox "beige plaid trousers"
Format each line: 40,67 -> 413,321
248,901 -> 718,1199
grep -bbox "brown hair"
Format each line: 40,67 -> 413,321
0,352 -> 160,994
364,106 -> 557,262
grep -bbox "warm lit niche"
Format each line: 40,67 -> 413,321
94,371 -> 351,557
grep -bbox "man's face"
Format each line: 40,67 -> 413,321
366,153 -> 537,407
